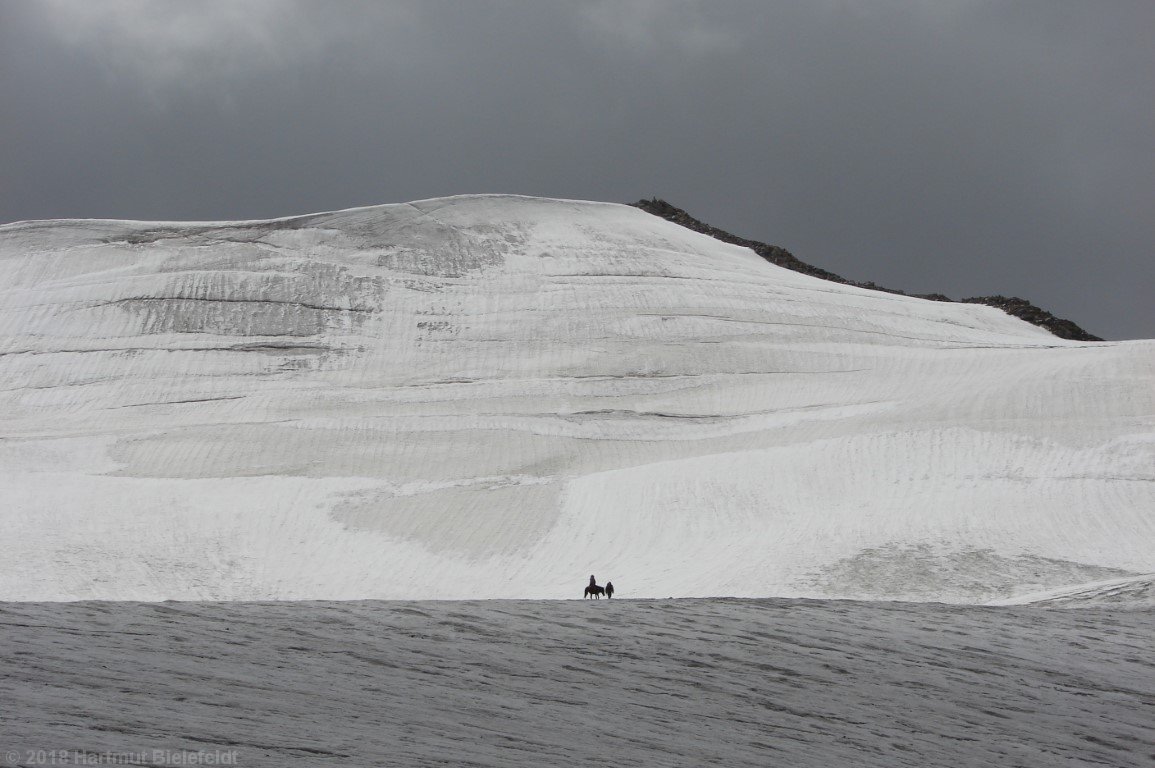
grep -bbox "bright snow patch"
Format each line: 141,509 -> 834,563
1,195 -> 1152,600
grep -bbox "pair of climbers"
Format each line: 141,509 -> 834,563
584,574 -> 614,599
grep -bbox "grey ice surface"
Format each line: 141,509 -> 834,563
1,599 -> 1152,767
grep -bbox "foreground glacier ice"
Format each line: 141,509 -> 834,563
1,599 -> 1152,767
1,195 -> 1152,600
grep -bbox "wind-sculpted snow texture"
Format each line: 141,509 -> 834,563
1,195 -> 1152,600
1,599 -> 1153,767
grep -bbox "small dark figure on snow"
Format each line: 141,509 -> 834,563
585,574 -> 604,598
605,581 -> 615,599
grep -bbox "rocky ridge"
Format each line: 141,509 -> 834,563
631,198 -> 1102,341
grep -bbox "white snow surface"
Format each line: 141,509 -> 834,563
1,194 -> 1152,601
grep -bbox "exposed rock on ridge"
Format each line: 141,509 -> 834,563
630,198 -> 1102,341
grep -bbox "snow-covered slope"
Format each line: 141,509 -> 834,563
1,194 -> 1152,600
988,574 -> 1155,608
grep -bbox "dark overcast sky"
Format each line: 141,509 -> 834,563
2,1 -> 1151,339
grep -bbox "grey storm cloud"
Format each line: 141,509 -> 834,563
1,0 -> 1152,339
30,0 -> 423,90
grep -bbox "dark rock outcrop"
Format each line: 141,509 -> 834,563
958,296 -> 1101,342
631,197 -> 849,285
631,198 -> 1102,341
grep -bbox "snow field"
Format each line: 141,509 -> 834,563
1,195 -> 1152,600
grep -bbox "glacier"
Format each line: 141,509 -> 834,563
1,194 -> 1152,601
3,598 -> 1152,768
